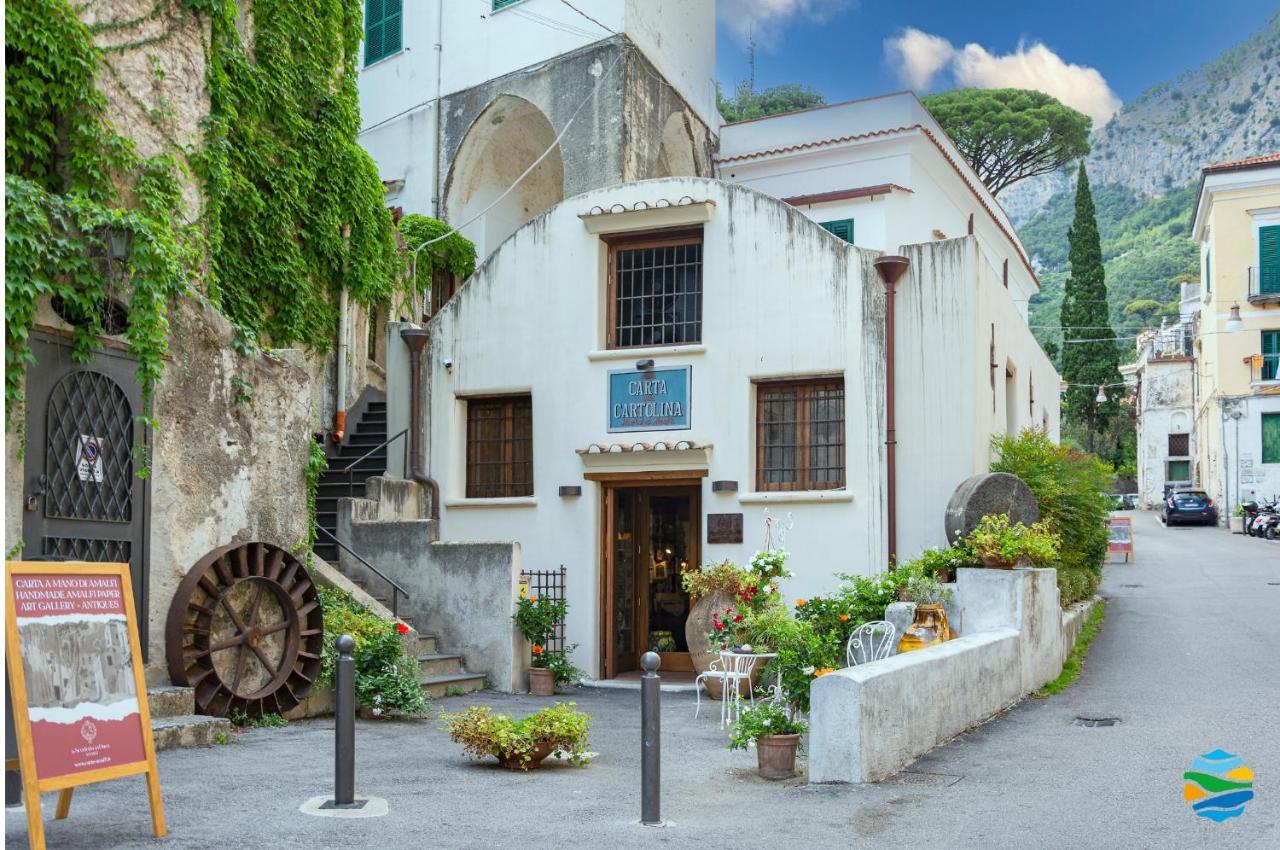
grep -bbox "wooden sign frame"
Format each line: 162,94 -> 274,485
1107,516 -> 1135,563
4,561 -> 165,849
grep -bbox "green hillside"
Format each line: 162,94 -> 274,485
1022,181 -> 1200,359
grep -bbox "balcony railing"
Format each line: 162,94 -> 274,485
1248,266 -> 1280,304
1248,353 -> 1280,384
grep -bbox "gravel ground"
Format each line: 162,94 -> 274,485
7,510 -> 1278,849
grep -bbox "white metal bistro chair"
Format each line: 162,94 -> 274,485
845,620 -> 896,667
694,651 -> 761,728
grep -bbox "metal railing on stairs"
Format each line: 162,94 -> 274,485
316,526 -> 409,617
340,428 -> 408,497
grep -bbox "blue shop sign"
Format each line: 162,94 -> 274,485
608,366 -> 691,432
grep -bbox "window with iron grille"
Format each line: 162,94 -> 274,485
1168,433 -> 1190,457
364,0 -> 403,66
466,396 -> 533,498
755,378 -> 845,491
608,230 -> 702,348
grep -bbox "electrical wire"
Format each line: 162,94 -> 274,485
407,47 -> 626,277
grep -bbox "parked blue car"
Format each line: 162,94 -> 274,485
1161,489 -> 1219,526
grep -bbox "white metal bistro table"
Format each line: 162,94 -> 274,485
694,650 -> 780,728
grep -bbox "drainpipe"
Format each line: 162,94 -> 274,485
333,223 -> 352,443
431,1 -> 444,220
401,326 -> 441,521
874,254 -> 910,567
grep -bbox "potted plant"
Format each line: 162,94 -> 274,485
682,560 -> 752,697
512,592 -> 568,696
728,699 -> 808,780
965,513 -> 1060,569
897,574 -> 954,654
442,702 -> 591,770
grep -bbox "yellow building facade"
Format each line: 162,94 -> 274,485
1191,153 -> 1280,518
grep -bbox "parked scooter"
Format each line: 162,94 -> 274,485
1246,497 -> 1279,539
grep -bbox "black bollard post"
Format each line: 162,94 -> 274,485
333,634 -> 357,808
640,651 -> 662,826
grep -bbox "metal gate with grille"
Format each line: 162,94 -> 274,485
21,334 -> 150,654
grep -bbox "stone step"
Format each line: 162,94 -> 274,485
417,653 -> 464,678
147,685 -> 195,719
151,714 -> 232,751
417,633 -> 438,654
419,672 -> 486,699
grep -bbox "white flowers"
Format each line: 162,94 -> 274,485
802,665 -> 815,676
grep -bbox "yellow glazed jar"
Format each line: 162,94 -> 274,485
897,603 -> 952,653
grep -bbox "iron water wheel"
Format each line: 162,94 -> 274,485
166,542 -> 324,718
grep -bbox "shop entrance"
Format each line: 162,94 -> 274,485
600,482 -> 700,678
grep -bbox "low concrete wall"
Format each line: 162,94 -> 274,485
336,487 -> 524,692
810,567 -> 1076,783
810,629 -> 1021,783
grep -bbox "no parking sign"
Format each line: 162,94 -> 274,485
75,435 -> 104,483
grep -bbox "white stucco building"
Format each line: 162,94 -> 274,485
361,2 -> 1061,680
1126,292 -> 1199,507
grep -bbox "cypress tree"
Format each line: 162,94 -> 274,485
1059,163 -> 1122,453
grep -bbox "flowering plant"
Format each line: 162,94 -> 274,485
682,560 -> 752,598
748,549 -> 792,585
442,702 -> 592,769
727,699 -> 807,750
707,605 -> 746,650
512,592 -> 568,669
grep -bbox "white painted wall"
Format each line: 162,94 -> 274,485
356,0 -> 716,218
1135,358 -> 1195,507
717,94 -> 1039,314
401,176 -> 1060,676
420,178 -> 887,677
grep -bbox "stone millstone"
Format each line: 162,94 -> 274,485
944,472 -> 1040,544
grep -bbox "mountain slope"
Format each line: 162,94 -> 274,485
1014,11 -> 1280,356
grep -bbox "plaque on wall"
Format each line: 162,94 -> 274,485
706,513 -> 743,544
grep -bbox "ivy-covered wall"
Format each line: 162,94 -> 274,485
3,0 -> 457,676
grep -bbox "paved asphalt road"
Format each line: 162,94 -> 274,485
6,510 -> 1278,849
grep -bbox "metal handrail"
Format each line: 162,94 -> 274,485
341,428 -> 408,497
316,526 -> 409,617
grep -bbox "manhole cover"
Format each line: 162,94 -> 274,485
1075,716 -> 1120,727
1268,583 -> 1280,587
889,772 -> 963,787
1121,583 -> 1143,588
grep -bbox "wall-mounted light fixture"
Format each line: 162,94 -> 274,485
635,359 -> 655,371
711,480 -> 738,493
558,485 -> 582,497
1225,303 -> 1244,333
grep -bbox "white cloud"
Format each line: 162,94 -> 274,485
883,30 -> 1123,126
884,27 -> 955,90
719,0 -> 856,50
953,41 -> 1122,126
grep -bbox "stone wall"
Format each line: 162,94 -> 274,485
336,479 -> 524,692
810,567 -> 1093,783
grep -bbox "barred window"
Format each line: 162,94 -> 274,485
465,396 -> 533,498
756,378 -> 845,491
608,230 -> 702,348
1167,433 -> 1189,457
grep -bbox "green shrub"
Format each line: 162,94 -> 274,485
990,430 -> 1112,604
441,703 -> 591,769
728,700 -> 807,750
316,587 -> 427,715
966,513 -> 1061,566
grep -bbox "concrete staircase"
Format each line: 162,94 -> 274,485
148,686 -> 231,750
314,399 -> 388,564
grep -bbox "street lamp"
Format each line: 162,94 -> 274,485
1095,385 -> 1108,404
1225,303 -> 1244,333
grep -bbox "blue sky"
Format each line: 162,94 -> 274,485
715,0 -> 1278,126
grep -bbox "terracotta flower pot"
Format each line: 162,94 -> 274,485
497,741 -> 556,770
979,551 -> 1019,569
756,733 -> 800,780
686,590 -> 733,695
897,603 -> 952,654
528,667 -> 555,696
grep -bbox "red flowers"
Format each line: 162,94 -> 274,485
733,614 -> 744,623
532,644 -> 543,656
396,622 -> 409,635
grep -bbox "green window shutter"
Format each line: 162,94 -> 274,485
493,0 -> 524,9
1204,249 -> 1211,294
1264,330 -> 1280,381
1263,413 -> 1280,464
819,219 -> 854,243
1261,225 -> 1280,294
364,0 -> 401,65
1166,459 -> 1191,481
